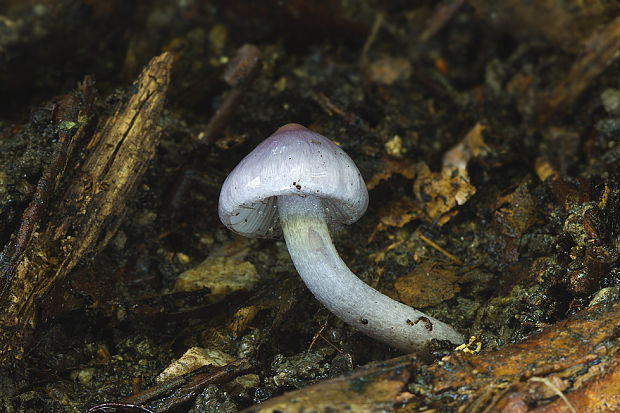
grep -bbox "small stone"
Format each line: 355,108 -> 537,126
234,373 -> 260,389
175,252 -> 191,264
595,117 -> 620,133
588,286 -> 620,307
366,56 -> 411,85
601,88 -> 620,116
229,373 -> 261,396
385,135 -> 404,158
70,367 -> 95,385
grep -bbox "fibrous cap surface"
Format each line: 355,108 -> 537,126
218,124 -> 368,238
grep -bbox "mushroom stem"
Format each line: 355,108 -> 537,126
277,194 -> 464,353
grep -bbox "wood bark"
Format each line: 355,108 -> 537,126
0,52 -> 173,366
242,301 -> 619,412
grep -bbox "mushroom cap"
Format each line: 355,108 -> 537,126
218,124 -> 369,238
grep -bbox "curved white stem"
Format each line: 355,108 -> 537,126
277,194 -> 464,353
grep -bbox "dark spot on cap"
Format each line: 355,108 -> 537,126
360,318 -> 368,325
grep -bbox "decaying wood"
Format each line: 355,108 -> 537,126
538,14 -> 620,124
0,84 -> 96,293
431,301 -> 619,412
241,301 -> 619,412
242,354 -> 416,413
470,0 -> 620,53
0,52 -> 174,366
130,358 -> 252,412
86,358 -> 253,413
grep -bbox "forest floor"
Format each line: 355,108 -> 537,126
0,1 -> 619,412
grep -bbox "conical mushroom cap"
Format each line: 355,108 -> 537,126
218,124 -> 368,238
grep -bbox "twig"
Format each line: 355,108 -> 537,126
421,0 -> 467,40
199,44 -> 261,144
307,319 -> 328,353
360,12 -> 384,67
86,402 -> 154,413
121,358 -> 253,412
309,91 -> 373,134
529,377 -> 576,413
418,233 -> 462,265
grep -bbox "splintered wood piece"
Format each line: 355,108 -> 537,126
0,52 -> 173,366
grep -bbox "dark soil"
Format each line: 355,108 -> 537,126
0,1 -> 619,412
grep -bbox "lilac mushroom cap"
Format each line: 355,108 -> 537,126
218,123 -> 368,238
218,123 -> 463,353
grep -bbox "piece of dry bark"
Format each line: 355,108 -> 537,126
240,301 -> 619,412
0,52 -> 173,366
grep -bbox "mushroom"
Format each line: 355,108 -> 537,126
218,123 -> 464,352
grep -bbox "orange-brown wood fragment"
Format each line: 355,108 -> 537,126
535,157 -> 560,182
239,301 -> 619,412
369,125 -> 481,240
409,123 -> 480,226
0,52 -> 173,366
228,305 -> 261,338
430,302 -> 619,411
